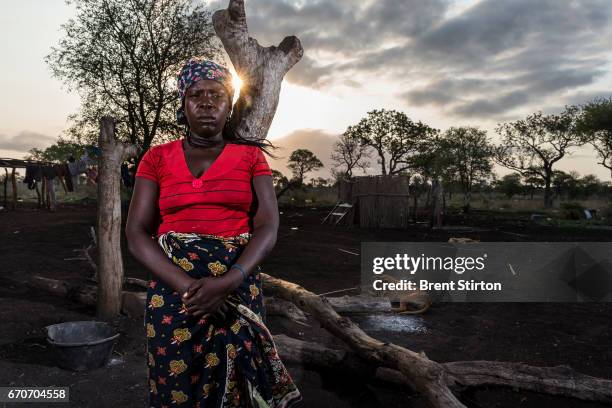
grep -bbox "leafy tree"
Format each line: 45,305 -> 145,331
352,109 -> 437,175
496,173 -> 523,199
287,149 -> 323,185
439,127 -> 494,211
553,170 -> 581,200
46,0 -> 222,151
309,177 -> 329,188
408,130 -> 452,227
523,173 -> 544,199
25,138 -> 87,163
495,106 -> 585,208
578,96 -> 612,177
271,169 -> 288,190
271,169 -> 296,199
330,127 -> 370,179
579,174 -> 602,198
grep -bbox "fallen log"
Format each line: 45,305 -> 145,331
261,273 -> 612,407
273,334 -> 407,388
24,275 -> 145,319
274,335 -> 612,404
23,276 -> 308,323
262,273 -> 464,407
264,297 -> 309,326
443,361 -> 612,404
27,276 -> 97,307
124,277 -> 149,289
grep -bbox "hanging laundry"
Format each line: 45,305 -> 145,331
86,167 -> 98,184
55,163 -> 74,192
41,165 -> 57,180
23,165 -> 38,189
121,163 -> 133,188
67,160 -> 79,176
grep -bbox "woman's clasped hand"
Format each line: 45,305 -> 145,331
181,275 -> 236,319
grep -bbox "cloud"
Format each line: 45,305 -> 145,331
0,131 -> 57,154
452,91 -> 530,117
208,0 -> 612,120
267,128 -> 338,179
208,0 -> 449,87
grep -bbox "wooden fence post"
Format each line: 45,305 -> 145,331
96,116 -> 138,320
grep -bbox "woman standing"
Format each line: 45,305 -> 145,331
126,59 -> 301,408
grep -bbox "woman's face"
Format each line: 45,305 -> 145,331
184,79 -> 232,138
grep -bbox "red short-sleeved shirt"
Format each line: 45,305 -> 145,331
135,138 -> 272,238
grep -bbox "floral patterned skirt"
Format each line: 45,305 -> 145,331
145,231 -> 302,408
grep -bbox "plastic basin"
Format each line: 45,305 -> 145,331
45,320 -> 120,371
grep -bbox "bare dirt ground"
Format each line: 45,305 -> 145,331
0,202 -> 611,407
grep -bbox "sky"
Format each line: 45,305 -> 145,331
1,0 -> 611,181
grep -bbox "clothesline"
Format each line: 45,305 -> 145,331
0,158 -> 57,168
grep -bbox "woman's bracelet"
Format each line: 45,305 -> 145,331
231,263 -> 248,281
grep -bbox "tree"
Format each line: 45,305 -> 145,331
409,130 -> 451,227
330,126 -> 370,179
310,177 -> 329,188
578,96 -> 612,177
495,106 -> 585,208
579,174 -> 602,198
271,169 -> 296,199
440,127 -> 494,212
25,138 -> 87,163
496,173 -> 523,199
46,0 -> 222,151
287,149 -> 323,186
352,109 -> 437,176
552,170 -> 581,200
522,172 -> 543,199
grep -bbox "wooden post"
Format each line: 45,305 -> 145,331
43,177 -> 50,210
10,168 -> 17,210
430,177 -> 443,228
35,181 -> 42,208
48,177 -> 57,212
96,116 -> 138,320
3,168 -> 7,208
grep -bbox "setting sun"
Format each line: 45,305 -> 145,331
230,69 -> 242,91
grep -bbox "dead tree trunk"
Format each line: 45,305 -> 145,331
97,116 -> 138,320
212,0 -> 303,142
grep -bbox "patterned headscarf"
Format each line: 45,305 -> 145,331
176,59 -> 235,125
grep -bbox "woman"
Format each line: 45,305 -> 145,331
126,59 -> 301,408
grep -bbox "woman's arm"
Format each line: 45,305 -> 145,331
224,174 -> 279,289
125,177 -> 195,295
182,174 -> 279,316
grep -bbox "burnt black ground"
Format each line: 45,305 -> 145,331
0,202 -> 610,407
